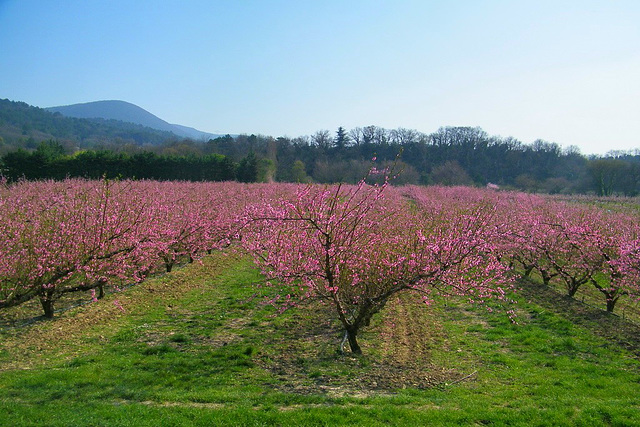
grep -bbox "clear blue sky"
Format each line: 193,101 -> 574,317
1,0 -> 638,155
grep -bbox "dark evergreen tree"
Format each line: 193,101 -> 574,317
236,152 -> 259,183
334,126 -> 350,150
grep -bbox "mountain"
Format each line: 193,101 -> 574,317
46,100 -> 218,140
0,98 -> 180,149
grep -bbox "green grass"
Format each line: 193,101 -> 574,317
1,254 -> 639,426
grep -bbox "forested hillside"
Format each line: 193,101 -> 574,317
0,99 -> 178,152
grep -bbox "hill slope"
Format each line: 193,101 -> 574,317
0,98 -> 180,149
47,100 -> 217,140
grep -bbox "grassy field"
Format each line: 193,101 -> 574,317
1,253 -> 639,426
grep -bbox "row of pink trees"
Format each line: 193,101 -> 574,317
500,192 -> 640,312
0,179 -> 271,318
3,175 -> 638,332
0,180 -> 153,317
239,181 -> 640,354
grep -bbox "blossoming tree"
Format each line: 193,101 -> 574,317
242,181 -> 514,354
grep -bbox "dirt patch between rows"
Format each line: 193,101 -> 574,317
256,294 -> 466,395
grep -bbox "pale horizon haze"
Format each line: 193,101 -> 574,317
1,0 -> 639,155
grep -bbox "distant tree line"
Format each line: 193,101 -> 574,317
0,141 -> 257,183
2,97 -> 640,194
3,129 -> 640,195
203,126 -> 640,196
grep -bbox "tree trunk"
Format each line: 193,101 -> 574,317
592,279 -> 618,313
566,277 -> 586,297
567,285 -> 579,297
97,280 -> 105,299
346,328 -> 362,355
40,295 -> 55,318
606,298 -> 617,313
162,255 -> 174,273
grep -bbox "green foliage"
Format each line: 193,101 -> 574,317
236,152 -> 258,183
35,140 -> 66,160
1,149 -> 239,182
290,159 -> 311,183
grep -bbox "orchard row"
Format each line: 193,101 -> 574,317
0,179 -> 293,318
1,179 -> 638,337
